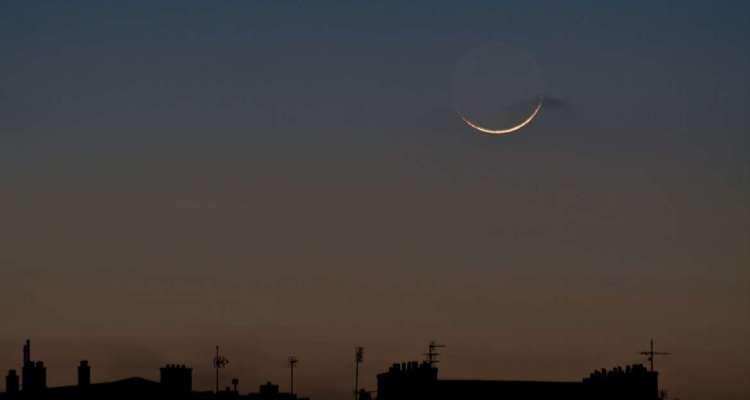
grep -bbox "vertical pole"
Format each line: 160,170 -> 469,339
288,356 -> 298,395
215,346 -> 219,394
354,347 -> 363,400
650,340 -> 655,372
354,360 -> 359,400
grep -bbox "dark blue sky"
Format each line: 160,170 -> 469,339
1,2 -> 749,400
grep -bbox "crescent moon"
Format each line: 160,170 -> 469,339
461,97 -> 544,135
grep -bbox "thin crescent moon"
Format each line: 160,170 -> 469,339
461,97 -> 544,135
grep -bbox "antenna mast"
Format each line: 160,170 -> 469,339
288,356 -> 299,395
639,339 -> 671,372
354,347 -> 364,400
213,346 -> 229,393
424,340 -> 445,366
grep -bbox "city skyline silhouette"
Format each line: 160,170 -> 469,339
2,339 -> 665,400
2,2 -> 749,400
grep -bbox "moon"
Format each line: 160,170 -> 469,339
460,97 -> 544,135
454,42 -> 545,136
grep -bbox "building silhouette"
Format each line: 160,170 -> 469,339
376,360 -> 659,400
2,339 -> 662,400
160,365 -> 193,395
1,340 -> 309,400
245,382 -> 306,400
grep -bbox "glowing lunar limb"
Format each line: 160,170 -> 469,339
460,97 -> 544,135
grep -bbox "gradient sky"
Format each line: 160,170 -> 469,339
1,2 -> 749,399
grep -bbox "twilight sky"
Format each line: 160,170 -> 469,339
1,1 -> 749,399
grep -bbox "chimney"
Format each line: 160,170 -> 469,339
23,340 -> 30,365
5,370 -> 19,394
78,361 -> 91,386
35,362 -> 46,390
160,364 -> 192,394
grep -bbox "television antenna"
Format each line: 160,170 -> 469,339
213,346 -> 230,393
288,356 -> 299,395
424,340 -> 445,366
639,339 -> 671,372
